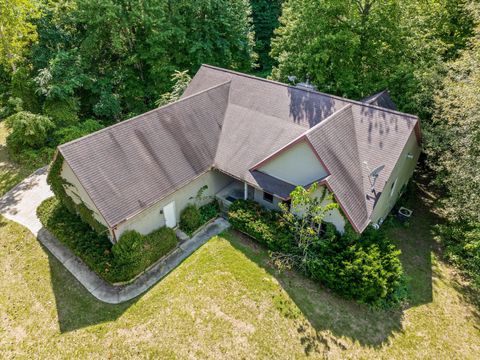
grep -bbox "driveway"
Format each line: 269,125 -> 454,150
0,166 -> 53,235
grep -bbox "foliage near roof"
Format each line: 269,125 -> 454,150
59,66 -> 418,232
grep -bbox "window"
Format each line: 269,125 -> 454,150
390,178 -> 398,197
263,191 -> 274,203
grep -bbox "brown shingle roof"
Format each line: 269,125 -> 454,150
59,81 -> 230,227
362,90 -> 397,110
59,65 -> 419,231
306,104 -> 417,232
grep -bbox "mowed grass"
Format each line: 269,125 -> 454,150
0,122 -> 478,360
0,122 -> 33,196
1,174 -> 479,359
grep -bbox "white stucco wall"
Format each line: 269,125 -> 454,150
61,160 -> 108,227
113,170 -> 233,239
259,141 -> 328,186
253,187 -> 283,210
290,185 -> 346,234
370,130 -> 421,225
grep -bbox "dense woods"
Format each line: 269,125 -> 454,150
0,0 -> 479,288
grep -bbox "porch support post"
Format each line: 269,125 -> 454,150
244,182 -> 248,200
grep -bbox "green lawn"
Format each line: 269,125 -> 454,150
0,176 -> 479,358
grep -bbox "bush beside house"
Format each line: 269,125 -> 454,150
179,200 -> 220,236
113,227 -> 177,281
228,200 -> 296,253
37,197 -> 178,283
228,199 -> 405,306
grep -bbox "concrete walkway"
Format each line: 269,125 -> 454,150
0,167 -> 230,304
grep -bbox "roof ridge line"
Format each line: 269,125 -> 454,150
347,107 -> 372,223
58,80 -> 232,150
201,64 -> 418,120
249,104 -> 353,171
304,104 -> 353,135
363,89 -> 388,104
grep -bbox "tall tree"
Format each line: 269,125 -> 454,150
251,0 -> 283,72
424,3 -> 480,286
270,0 -> 475,118
0,0 -> 41,71
426,21 -> 480,224
34,0 -> 255,120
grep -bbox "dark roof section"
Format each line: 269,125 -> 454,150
184,65 -> 351,129
59,65 -> 419,232
362,90 -> 397,110
59,81 -> 231,227
250,170 -> 296,199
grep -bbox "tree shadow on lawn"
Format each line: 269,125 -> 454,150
224,174 -> 440,350
44,246 -> 139,333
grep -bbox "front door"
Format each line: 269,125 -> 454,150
163,201 -> 176,228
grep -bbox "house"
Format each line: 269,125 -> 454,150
55,65 -> 421,242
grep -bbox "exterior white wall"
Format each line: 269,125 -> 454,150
113,170 -> 233,239
259,141 -> 328,186
253,187 -> 282,210
61,160 -> 108,227
290,185 -> 346,234
370,131 -> 421,225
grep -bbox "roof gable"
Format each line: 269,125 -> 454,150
60,81 -> 230,227
253,139 -> 328,187
59,65 -> 419,232
362,90 -> 397,110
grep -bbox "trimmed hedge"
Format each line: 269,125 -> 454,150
37,197 -> 178,283
179,204 -> 202,235
228,200 -> 296,253
228,199 -> 405,306
305,226 -> 405,306
179,200 -> 221,236
199,200 -> 220,224
113,227 -> 178,281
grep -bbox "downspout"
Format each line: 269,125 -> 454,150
244,182 -> 248,200
109,227 -> 117,243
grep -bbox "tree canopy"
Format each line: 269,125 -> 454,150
270,0 -> 475,118
0,0 -> 41,71
426,13 -> 480,224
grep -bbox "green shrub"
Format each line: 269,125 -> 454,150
179,204 -> 202,235
5,111 -> 55,150
228,199 -> 404,306
305,226 -> 404,306
9,146 -> 55,171
43,97 -> 80,126
228,200 -> 295,253
37,197 -> 114,280
199,200 -> 220,223
113,230 -> 143,265
38,197 -> 178,283
113,227 -> 177,280
52,119 -> 104,145
437,222 -> 480,289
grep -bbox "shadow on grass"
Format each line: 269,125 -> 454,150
223,174 -> 441,351
43,245 -> 139,333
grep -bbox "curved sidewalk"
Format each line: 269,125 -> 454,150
0,167 -> 230,304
